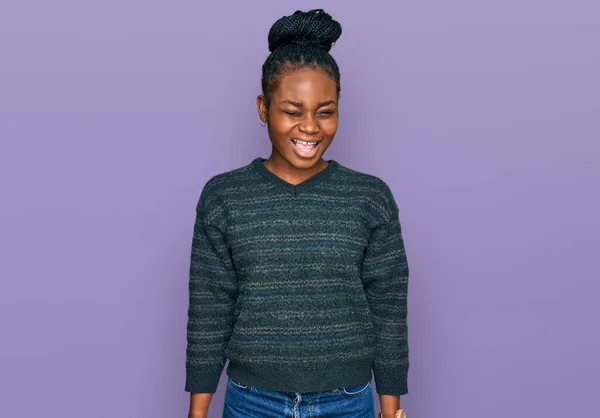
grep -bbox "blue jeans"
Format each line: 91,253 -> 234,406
222,376 -> 375,418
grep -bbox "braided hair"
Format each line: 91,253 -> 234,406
261,9 -> 342,114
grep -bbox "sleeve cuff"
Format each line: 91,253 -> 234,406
185,363 -> 225,393
372,362 -> 409,395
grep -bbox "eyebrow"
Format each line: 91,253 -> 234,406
279,100 -> 337,108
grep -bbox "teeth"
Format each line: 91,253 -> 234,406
293,139 -> 317,145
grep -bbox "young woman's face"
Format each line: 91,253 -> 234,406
258,66 -> 338,169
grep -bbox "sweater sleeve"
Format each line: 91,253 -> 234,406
362,202 -> 410,396
185,183 -> 238,393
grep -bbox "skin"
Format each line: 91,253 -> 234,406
189,65 -> 401,418
257,66 -> 338,183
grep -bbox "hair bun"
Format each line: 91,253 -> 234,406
268,9 -> 342,53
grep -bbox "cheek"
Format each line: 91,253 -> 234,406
321,117 -> 338,135
269,116 -> 296,135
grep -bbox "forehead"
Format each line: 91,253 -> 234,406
274,66 -> 337,103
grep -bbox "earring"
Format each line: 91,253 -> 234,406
260,121 -> 266,127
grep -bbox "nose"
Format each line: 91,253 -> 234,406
298,114 -> 319,134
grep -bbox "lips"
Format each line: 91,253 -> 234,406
291,139 -> 318,151
291,138 -> 321,145
290,138 -> 321,157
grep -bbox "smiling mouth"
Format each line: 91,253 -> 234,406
291,138 -> 319,149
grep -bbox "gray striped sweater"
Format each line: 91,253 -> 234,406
185,157 -> 409,395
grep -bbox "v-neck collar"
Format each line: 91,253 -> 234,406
251,157 -> 339,196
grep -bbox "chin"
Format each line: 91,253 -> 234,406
288,152 -> 324,166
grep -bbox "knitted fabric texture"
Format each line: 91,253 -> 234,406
185,157 -> 409,395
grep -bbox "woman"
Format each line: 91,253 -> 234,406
185,9 -> 409,418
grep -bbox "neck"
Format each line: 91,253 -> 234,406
264,151 -> 328,186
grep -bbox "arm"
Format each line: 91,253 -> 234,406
362,202 -> 410,397
188,392 -> 213,418
379,394 -> 401,417
185,184 -> 238,414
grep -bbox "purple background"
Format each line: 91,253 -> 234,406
1,1 -> 598,417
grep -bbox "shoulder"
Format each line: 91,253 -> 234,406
196,161 -> 254,217
202,161 -> 254,196
333,162 -> 399,221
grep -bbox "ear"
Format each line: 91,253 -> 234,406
256,95 -> 267,124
